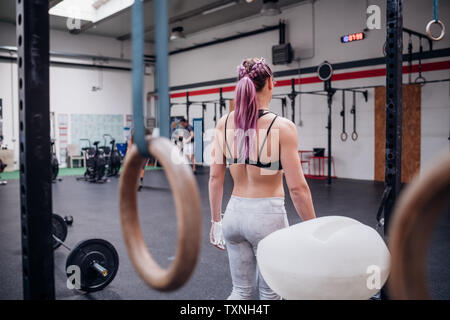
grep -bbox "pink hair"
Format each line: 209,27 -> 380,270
234,58 -> 273,160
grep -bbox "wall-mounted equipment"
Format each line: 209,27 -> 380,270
317,61 -> 333,81
317,61 -> 333,92
341,32 -> 365,43
272,21 -> 293,65
272,43 -> 293,65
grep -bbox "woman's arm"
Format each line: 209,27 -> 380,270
208,118 -> 227,223
208,118 -> 227,250
280,120 -> 316,221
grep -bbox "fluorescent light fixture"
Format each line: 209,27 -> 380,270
202,2 -> 238,15
49,0 -> 134,23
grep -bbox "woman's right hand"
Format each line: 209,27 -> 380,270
209,221 -> 226,251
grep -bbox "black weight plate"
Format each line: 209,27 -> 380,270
52,214 -> 68,250
66,239 -> 119,292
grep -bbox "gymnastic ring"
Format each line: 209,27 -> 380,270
426,20 -> 445,41
388,153 -> 450,299
351,131 -> 358,141
415,76 -> 427,86
119,136 -> 202,291
340,132 -> 348,142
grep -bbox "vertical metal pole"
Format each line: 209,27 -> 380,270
279,21 -> 286,45
290,79 -> 296,123
219,88 -> 224,118
186,92 -> 190,123
326,91 -> 334,185
202,103 -> 206,134
17,0 -> 55,300
154,0 -> 170,138
214,103 -> 217,125
384,0 -> 403,236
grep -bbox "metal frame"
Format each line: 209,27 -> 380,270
276,78 -> 368,185
383,0 -> 403,236
17,0 -> 55,300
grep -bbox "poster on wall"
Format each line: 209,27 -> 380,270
71,114 -> 125,148
58,113 -> 69,166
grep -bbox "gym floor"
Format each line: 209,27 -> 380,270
1,169 -> 449,300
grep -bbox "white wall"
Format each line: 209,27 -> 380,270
169,0 -> 450,180
421,69 -> 450,172
0,0 -> 449,177
0,22 -> 154,168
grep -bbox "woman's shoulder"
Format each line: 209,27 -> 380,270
272,114 -> 296,130
216,112 -> 234,129
272,116 -> 297,142
216,111 -> 234,129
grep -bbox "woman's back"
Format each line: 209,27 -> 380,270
219,110 -> 287,198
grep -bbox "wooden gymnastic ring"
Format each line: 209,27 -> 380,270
119,136 -> 202,291
388,153 -> 450,299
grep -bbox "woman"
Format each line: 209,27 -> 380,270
208,57 -> 316,300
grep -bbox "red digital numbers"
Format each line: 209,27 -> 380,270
341,32 -> 365,43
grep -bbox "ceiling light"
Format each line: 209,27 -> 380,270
202,1 -> 238,15
49,0 -> 133,23
261,0 -> 281,16
170,27 -> 186,41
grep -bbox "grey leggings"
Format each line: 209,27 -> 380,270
222,196 -> 289,300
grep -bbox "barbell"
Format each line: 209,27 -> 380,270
52,214 -> 119,292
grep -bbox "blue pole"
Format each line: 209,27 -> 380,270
155,0 -> 170,138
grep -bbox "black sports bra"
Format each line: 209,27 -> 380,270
224,109 -> 282,171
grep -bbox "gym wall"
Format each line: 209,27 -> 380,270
0,0 -> 448,179
169,0 -> 450,180
0,22 -> 155,169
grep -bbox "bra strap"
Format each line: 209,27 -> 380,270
258,115 -> 278,159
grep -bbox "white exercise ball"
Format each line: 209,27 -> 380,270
256,216 -> 390,300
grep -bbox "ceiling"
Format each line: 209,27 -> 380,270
0,0 -> 307,43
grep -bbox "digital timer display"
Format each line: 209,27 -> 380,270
341,32 -> 365,43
